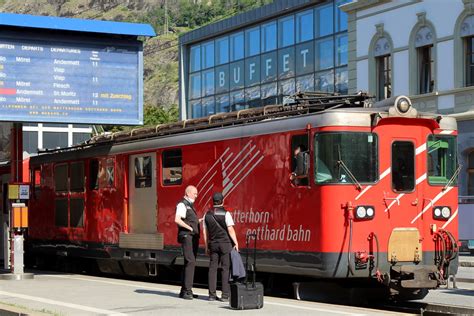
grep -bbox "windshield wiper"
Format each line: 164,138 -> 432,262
443,164 -> 462,191
337,159 -> 362,191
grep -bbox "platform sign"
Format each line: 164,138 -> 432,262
0,37 -> 143,125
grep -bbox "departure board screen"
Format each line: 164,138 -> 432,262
0,37 -> 142,125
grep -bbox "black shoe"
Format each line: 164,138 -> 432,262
182,293 -> 193,300
220,296 -> 229,302
208,296 -> 218,301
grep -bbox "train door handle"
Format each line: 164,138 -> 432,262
383,197 -> 400,206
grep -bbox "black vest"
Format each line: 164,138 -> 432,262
205,207 -> 231,245
177,198 -> 200,238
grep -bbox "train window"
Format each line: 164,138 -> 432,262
291,135 -> 309,186
135,156 -> 152,188
162,149 -> 183,186
70,198 -> 84,228
89,159 -> 99,190
70,162 -> 84,192
392,141 -> 415,192
32,168 -> 42,199
55,198 -> 68,227
54,164 -> 68,192
315,133 -> 378,184
427,135 -> 457,185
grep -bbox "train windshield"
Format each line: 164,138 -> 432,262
314,132 -> 378,184
427,135 -> 458,185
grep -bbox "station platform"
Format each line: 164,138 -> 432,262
0,259 -> 471,315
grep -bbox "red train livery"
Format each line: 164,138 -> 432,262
27,94 -> 459,299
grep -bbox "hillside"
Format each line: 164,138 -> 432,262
0,0 -> 272,126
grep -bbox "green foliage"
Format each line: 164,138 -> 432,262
143,104 -> 179,126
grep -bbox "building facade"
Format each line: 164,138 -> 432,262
179,0 -> 350,120
342,0 -> 474,244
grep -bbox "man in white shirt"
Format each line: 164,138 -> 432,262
203,192 -> 239,301
175,185 -> 199,300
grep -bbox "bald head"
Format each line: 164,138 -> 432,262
185,185 -> 198,202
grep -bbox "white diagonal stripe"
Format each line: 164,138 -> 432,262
224,155 -> 264,199
227,145 -> 256,179
442,208 -> 459,229
355,167 -> 391,200
222,141 -> 253,174
196,147 -> 230,188
200,183 -> 214,203
416,143 -> 427,155
411,186 -> 454,224
416,173 -> 427,185
221,151 -> 234,167
198,170 -> 217,193
223,151 -> 261,194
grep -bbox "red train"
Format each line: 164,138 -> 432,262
26,93 -> 459,299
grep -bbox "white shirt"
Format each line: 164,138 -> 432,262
203,211 -> 235,231
175,197 -> 193,219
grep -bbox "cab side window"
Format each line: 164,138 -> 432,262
291,135 -> 309,186
162,149 -> 183,186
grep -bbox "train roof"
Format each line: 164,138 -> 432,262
30,93 -> 457,164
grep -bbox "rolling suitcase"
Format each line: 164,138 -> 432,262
230,233 -> 264,309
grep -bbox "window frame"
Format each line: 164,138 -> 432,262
418,44 -> 434,94
54,163 -> 68,193
376,54 -> 392,100
314,131 -> 379,186
134,156 -> 153,189
162,149 -> 183,187
465,36 -> 474,87
426,135 -> 458,186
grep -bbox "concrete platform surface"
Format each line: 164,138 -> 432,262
0,272 -> 408,316
459,254 -> 474,267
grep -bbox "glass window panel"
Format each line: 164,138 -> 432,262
336,0 -> 350,32
262,21 -> 277,52
216,36 -> 229,65
279,78 -> 296,96
43,132 -> 68,149
70,198 -> 84,228
469,151 -> 474,168
70,161 -> 84,192
73,132 -> 91,145
202,70 -> 215,96
55,198 -> 68,227
315,70 -> 335,93
23,131 -> 38,154
315,38 -> 334,70
190,99 -> 202,118
245,56 -> 261,86
202,41 -> 214,69
469,172 -> 474,195
427,136 -> 458,185
202,96 -> 215,116
315,132 -> 378,184
336,67 -> 348,94
216,94 -> 230,113
230,32 -> 244,61
54,164 -> 68,192
230,61 -> 245,91
72,124 -> 89,128
162,149 -> 183,186
261,51 -> 277,83
43,123 -> 66,127
135,156 -> 152,188
297,9 -> 314,43
230,90 -> 246,111
296,41 -> 315,75
190,45 -> 201,72
315,3 -> 334,38
296,74 -> 315,92
336,34 -> 348,66
246,85 -> 261,108
261,82 -> 278,105
215,65 -> 229,94
392,142 -> 415,192
278,15 -> 295,48
189,73 -> 201,99
89,159 -> 99,190
278,47 -> 295,79
246,27 -> 260,57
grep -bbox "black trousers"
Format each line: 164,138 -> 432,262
208,242 -> 232,298
180,233 -> 199,294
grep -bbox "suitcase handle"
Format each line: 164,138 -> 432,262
245,232 -> 257,287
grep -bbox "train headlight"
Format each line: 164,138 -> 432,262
433,206 -> 451,220
441,207 -> 451,219
397,97 -> 411,113
356,206 -> 366,218
355,206 -> 375,220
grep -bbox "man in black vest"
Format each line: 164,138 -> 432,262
203,192 -> 239,301
175,185 -> 200,300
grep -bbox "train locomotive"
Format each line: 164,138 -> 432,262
26,93 -> 459,300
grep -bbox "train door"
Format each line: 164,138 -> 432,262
387,139 -> 423,262
128,153 -> 157,234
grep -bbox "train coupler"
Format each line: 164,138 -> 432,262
392,265 -> 438,289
